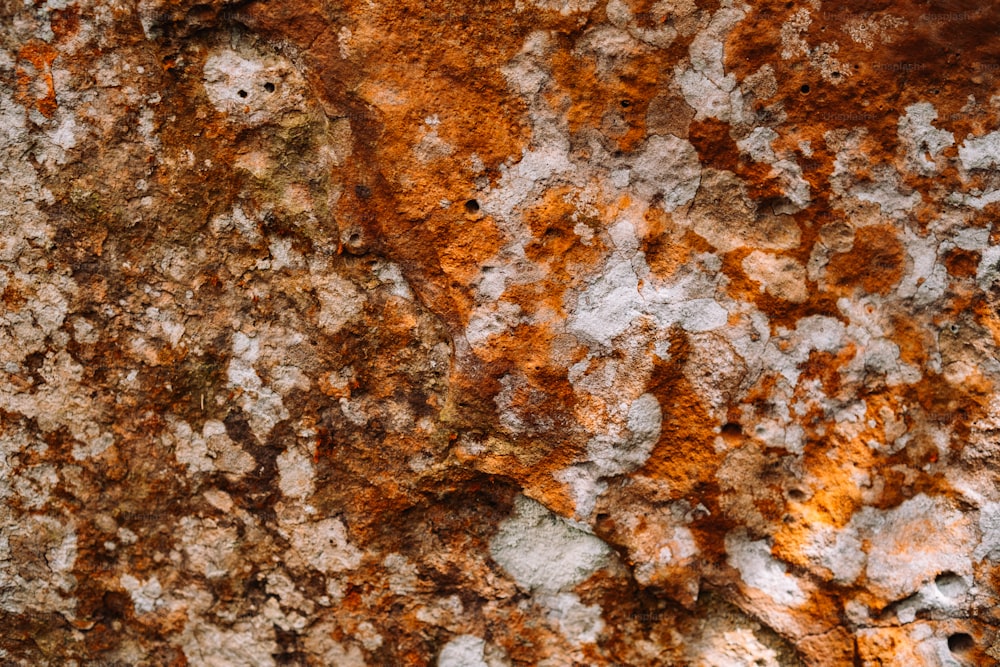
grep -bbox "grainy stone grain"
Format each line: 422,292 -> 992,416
2,0 -> 1000,664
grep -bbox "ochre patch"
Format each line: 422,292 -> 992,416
825,225 -> 905,295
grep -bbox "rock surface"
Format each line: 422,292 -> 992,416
1,0 -> 1000,664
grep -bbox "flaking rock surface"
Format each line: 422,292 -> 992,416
1,0 -> 1000,664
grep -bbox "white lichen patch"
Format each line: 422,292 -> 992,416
843,13 -> 907,50
227,331 -> 289,442
281,516 -> 363,575
180,613 -> 279,667
179,516 -> 241,579
528,0 -> 598,16
384,552 -> 421,595
310,271 -> 365,335
540,591 -> 605,645
957,129 -> 1000,171
801,494 -> 975,604
605,0 -> 679,48
0,350 -> 114,462
277,446 -> 316,500
0,273 -> 75,366
974,502 -> 1000,562
854,494 -> 974,601
694,627 -> 781,667
301,621 -> 367,665
0,512 -> 78,615
567,220 -> 727,349
897,102 -> 954,175
587,392 -> 663,476
438,634 -> 488,667
674,6 -> 748,122
725,531 -> 807,607
567,255 -> 643,346
202,45 -> 312,127
120,574 -> 164,614
801,524 -> 866,585
760,315 -> 846,385
490,495 -> 611,593
742,251 -> 808,303
779,7 -> 850,83
630,134 -> 702,211
554,464 -> 609,520
166,417 -> 255,477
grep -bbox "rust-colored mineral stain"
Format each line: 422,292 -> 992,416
640,331 -> 724,498
16,41 -> 59,117
825,225 -> 905,295
943,247 -> 981,279
6,0 -> 1000,664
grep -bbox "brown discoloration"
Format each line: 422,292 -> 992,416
16,40 -> 59,117
825,225 -> 906,295
641,330 -> 724,498
4,0 -> 1000,663
943,247 -> 980,279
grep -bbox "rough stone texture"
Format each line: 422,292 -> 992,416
1,0 -> 1000,665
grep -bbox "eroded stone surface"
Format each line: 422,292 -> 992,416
2,0 -> 1000,664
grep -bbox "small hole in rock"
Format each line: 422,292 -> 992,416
800,84 -> 811,94
721,422 -> 743,437
831,71 -> 840,78
264,82 -> 275,93
935,571 -> 967,597
349,233 -> 361,245
620,100 -> 631,108
464,199 -> 480,213
788,488 -> 807,501
355,184 -> 372,200
102,590 -> 129,618
947,633 -> 974,653
237,89 -> 248,98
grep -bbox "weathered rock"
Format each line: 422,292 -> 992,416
1,0 -> 999,664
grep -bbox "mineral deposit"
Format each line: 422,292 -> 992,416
1,0 -> 999,664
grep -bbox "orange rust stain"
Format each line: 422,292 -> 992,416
904,371 -> 989,428
825,224 -> 905,296
688,118 -> 786,203
642,209 -> 713,281
50,5 -> 81,43
437,214 -> 505,313
241,0 -> 538,341
472,445 -> 581,518
519,185 -> 607,309
725,0 -> 1000,243
889,313 -> 933,368
548,35 -> 666,154
796,349 -> 846,399
1,282 -> 27,311
639,329 -> 724,498
943,247 -> 981,279
16,41 -> 59,117
973,297 -> 1000,349
797,466 -> 863,530
687,118 -> 740,173
719,242 -> 842,332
